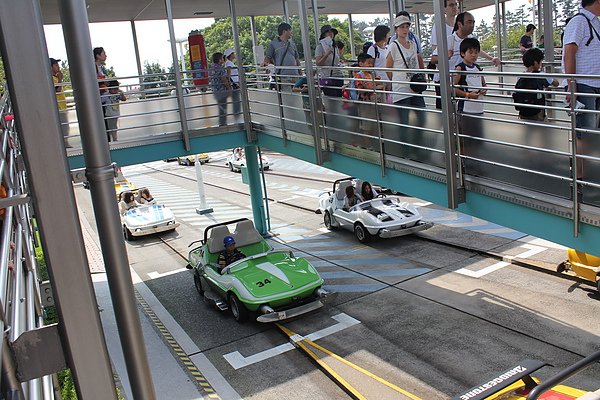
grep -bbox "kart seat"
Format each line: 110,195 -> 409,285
207,226 -> 231,254
233,220 -> 262,247
335,181 -> 352,204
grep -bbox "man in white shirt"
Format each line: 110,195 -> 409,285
430,0 -> 459,109
562,0 -> 600,181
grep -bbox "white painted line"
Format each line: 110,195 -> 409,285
318,227 -> 330,233
223,313 -> 360,370
456,244 -> 547,278
147,267 -> 188,280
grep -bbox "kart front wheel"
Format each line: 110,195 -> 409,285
229,293 -> 248,322
123,226 -> 133,241
193,271 -> 204,296
354,223 -> 372,243
324,211 -> 336,230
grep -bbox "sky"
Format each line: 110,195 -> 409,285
44,0 -> 531,81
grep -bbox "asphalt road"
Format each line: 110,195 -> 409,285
76,151 -> 600,400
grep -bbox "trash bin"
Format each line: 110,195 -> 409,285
241,166 -> 249,184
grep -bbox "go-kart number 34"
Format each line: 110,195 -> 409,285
256,279 -> 272,287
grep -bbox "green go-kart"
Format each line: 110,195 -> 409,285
186,219 -> 335,322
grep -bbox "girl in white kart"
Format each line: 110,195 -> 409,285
360,181 -> 378,201
119,191 -> 139,215
343,185 -> 363,211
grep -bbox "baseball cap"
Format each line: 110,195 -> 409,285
393,15 -> 411,27
224,48 -> 235,58
50,58 -> 61,66
223,236 -> 236,246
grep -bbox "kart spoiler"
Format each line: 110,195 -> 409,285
452,359 -> 547,400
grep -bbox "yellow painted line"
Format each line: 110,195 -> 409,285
134,290 -> 222,400
276,323 -> 422,400
277,323 -> 366,400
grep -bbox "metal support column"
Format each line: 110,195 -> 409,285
542,0 -> 554,64
130,20 -> 144,88
310,0 -> 321,49
298,0 -> 324,165
433,0 -> 461,208
165,0 -> 191,151
537,0 -> 543,44
0,0 -> 121,398
387,0 -> 396,34
57,1 -> 157,399
283,0 -> 290,23
542,0 -> 555,121
229,0 -> 255,140
249,16 -> 259,65
501,3 -> 508,50
494,0 -> 503,61
415,14 -> 421,43
395,0 -> 404,12
244,145 -> 267,235
348,14 -> 356,59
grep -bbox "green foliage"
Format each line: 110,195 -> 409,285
200,16 -> 363,65
142,61 -> 171,89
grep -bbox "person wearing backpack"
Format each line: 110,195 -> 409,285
562,0 -> 600,133
562,0 -> 600,185
513,48 -> 559,121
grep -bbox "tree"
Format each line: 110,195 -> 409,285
200,16 -> 363,65
141,61 -> 170,91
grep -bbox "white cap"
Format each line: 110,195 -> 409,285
224,48 -> 235,58
393,15 -> 411,27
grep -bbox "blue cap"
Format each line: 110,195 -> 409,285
223,236 -> 235,246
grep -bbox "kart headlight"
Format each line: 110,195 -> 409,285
135,228 -> 142,233
377,213 -> 389,221
167,220 -> 175,225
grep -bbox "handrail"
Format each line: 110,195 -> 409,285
527,350 -> 600,400
0,90 -> 56,397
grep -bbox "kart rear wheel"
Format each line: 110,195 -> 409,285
186,159 -> 192,166
193,271 -> 204,296
123,226 -> 133,241
557,261 -> 567,274
354,223 -> 372,243
229,293 -> 248,322
324,211 -> 336,230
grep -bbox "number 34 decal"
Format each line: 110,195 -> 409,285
255,279 -> 271,287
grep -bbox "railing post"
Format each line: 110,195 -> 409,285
433,0 -> 462,208
568,78 -> 580,237
165,0 -> 191,151
348,14 -> 356,59
372,73 -> 386,177
298,0 -> 324,165
229,0 -> 256,141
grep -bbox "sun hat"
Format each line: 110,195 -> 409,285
224,48 -> 235,59
393,15 -> 411,27
319,24 -> 339,39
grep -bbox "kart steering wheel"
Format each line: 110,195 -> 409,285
375,194 -> 387,198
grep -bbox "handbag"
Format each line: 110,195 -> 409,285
394,41 -> 427,94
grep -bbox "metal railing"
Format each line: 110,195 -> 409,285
0,89 -> 56,399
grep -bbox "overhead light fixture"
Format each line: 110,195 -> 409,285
193,11 -> 213,15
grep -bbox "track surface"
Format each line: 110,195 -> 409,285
76,152 -> 600,399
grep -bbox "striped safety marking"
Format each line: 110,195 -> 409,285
134,289 -> 222,399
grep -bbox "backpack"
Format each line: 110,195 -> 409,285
512,77 -> 545,117
345,71 -> 363,101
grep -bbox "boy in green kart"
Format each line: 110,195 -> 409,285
217,236 -> 246,272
